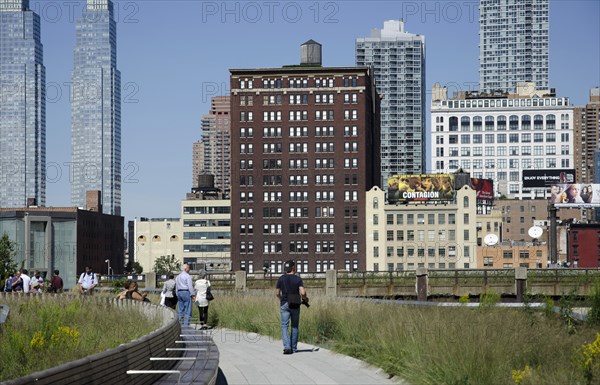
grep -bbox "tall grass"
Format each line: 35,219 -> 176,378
0,295 -> 162,382
207,293 -> 599,385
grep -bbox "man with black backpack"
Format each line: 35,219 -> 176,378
275,260 -> 307,355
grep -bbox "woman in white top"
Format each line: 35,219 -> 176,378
194,270 -> 211,328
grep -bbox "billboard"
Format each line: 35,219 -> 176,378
387,174 -> 454,204
471,178 -> 494,201
523,169 -> 576,188
551,184 -> 600,207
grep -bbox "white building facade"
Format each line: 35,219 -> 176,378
431,84 -> 574,199
181,192 -> 231,271
366,185 -> 482,271
134,218 -> 182,273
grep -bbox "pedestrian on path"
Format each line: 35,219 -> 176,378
161,273 -> 178,309
276,260 -> 306,355
176,264 -> 195,326
194,270 -> 211,329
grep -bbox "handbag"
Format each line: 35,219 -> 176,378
206,287 -> 214,301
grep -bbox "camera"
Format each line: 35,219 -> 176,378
302,296 -> 310,308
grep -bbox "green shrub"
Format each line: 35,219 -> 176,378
587,280 -> 600,325
480,289 -> 501,308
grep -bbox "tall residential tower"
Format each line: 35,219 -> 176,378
200,96 -> 231,195
479,0 -> 549,93
356,20 -> 426,186
0,0 -> 46,207
574,88 -> 600,184
71,0 -> 121,215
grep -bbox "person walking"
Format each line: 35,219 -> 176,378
175,264 -> 195,326
78,266 -> 97,295
276,260 -> 306,355
49,270 -> 64,293
161,273 -> 178,309
194,270 -> 211,329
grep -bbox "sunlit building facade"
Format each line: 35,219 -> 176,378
356,20 -> 426,184
479,0 -> 549,93
0,0 -> 46,207
71,0 -> 121,215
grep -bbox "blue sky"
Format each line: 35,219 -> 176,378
37,0 -> 599,222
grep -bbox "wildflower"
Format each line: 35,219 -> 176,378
30,331 -> 45,349
51,326 -> 81,348
577,332 -> 600,385
511,364 -> 531,384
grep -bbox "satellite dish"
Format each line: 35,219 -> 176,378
483,234 -> 499,246
528,226 -> 543,239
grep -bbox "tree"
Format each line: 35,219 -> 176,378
153,255 -> 181,275
0,233 -> 18,280
125,260 -> 144,274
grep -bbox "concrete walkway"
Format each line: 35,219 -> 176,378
210,328 -> 407,385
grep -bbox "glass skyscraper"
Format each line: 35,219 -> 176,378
356,20 -> 426,186
71,0 -> 121,215
479,0 -> 549,93
0,0 -> 46,207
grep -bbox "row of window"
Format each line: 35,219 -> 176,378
238,206 -> 357,219
238,77 -> 359,90
439,144 -> 569,157
438,158 -> 569,171
440,98 -> 568,109
441,132 -> 567,144
239,126 -> 359,138
237,259 -> 359,274
373,262 -> 468,271
238,240 -> 361,254
384,212 -> 458,225
240,110 -> 359,122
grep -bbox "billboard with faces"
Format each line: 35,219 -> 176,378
550,184 -> 600,207
387,174 -> 455,204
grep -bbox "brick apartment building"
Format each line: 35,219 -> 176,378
229,43 -> 380,273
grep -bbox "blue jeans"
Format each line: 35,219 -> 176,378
280,302 -> 300,351
177,291 -> 192,326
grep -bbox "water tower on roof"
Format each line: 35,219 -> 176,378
300,39 -> 322,66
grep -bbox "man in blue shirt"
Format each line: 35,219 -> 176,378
276,260 -> 306,354
176,264 -> 196,326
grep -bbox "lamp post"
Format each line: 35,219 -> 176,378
105,259 -> 111,278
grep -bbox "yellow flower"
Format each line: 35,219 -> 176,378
51,326 -> 81,348
511,365 -> 531,384
30,331 -> 45,349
